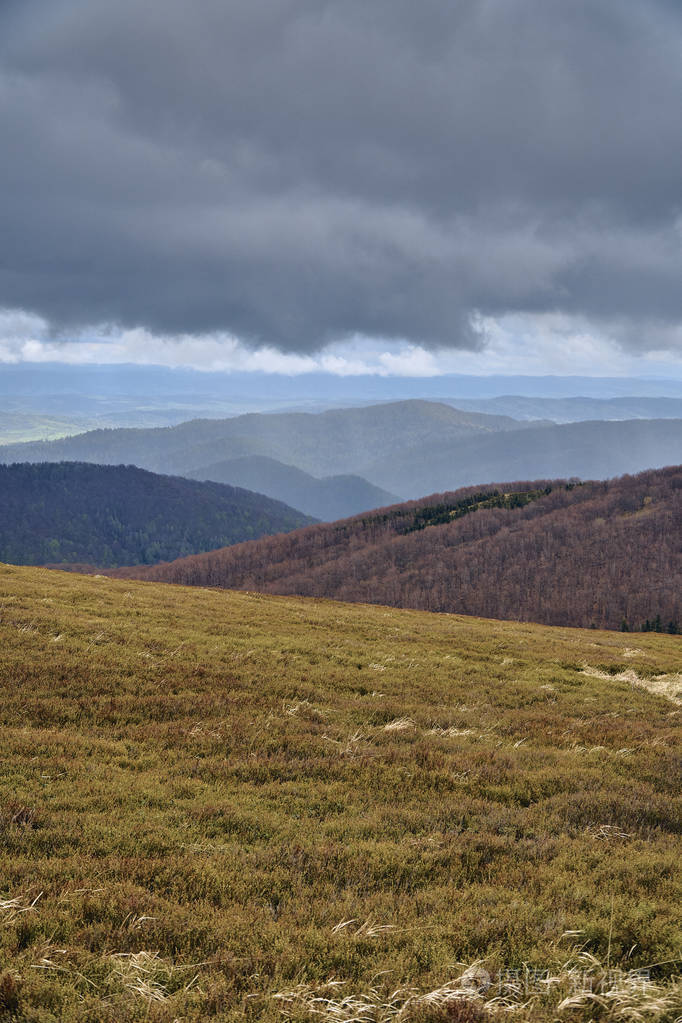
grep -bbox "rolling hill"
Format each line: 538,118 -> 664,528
119,466 -> 682,632
1,564 -> 680,1021
0,462 -> 314,567
187,455 -> 402,520
0,400 -> 531,481
0,400 -> 680,499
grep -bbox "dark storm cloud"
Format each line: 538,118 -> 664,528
1,0 -> 682,351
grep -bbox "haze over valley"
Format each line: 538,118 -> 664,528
2,396 -> 681,505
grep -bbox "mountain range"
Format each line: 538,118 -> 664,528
0,401 -> 523,474
2,400 -> 681,502
117,466 -> 681,632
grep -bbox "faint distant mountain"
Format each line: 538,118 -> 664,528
119,466 -> 681,633
359,417 -> 682,497
441,395 -> 682,422
188,455 -> 401,520
3,362 -> 681,400
2,364 -> 680,443
0,462 -> 313,568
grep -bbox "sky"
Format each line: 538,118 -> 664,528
2,0 -> 682,378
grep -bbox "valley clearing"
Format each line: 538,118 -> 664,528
0,564 -> 680,1022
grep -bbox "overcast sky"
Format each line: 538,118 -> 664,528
2,0 -> 682,376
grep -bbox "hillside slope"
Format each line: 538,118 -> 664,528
0,462 -> 313,567
1,565 -> 680,1022
188,454 -> 402,519
121,466 -> 682,631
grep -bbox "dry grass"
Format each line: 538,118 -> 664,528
581,665 -> 682,705
426,726 -> 475,738
107,950 -> 201,1006
274,951 -> 682,1022
0,893 -> 42,927
0,563 -> 680,1021
330,918 -> 400,941
383,718 -> 416,732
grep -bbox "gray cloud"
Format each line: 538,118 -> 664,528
1,0 -> 682,352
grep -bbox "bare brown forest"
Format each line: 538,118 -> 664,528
118,466 -> 682,631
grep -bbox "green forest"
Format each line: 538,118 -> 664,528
0,462 -> 313,567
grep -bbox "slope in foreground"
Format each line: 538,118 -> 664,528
0,565 -> 680,1022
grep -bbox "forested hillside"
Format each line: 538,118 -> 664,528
120,466 -> 682,631
0,462 -> 313,567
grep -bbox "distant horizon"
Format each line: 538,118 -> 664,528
2,361 -> 682,406
2,360 -> 682,385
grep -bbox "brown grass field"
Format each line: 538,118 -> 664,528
0,563 -> 680,1021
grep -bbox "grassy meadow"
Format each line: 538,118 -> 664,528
0,564 -> 680,1021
